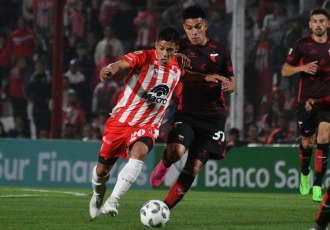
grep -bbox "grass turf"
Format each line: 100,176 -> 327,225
0,186 -> 321,230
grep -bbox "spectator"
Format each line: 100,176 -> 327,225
62,77 -> 75,105
64,33 -> 79,70
252,27 -> 278,115
24,59 -> 52,137
245,123 -> 265,144
133,0 -> 162,50
62,90 -> 85,138
69,0 -> 87,40
92,77 -> 118,115
82,123 -> 100,142
74,42 -> 95,117
38,128 -> 49,139
243,96 -> 254,137
207,9 -> 229,44
33,0 -> 54,40
86,32 -> 98,60
283,88 -> 297,120
99,0 -> 119,26
267,115 -> 295,144
263,2 -> 287,47
86,0 -> 103,40
61,122 -> 75,139
64,58 -> 86,103
7,17 -> 36,61
227,128 -> 248,149
260,101 -> 283,143
91,113 -> 108,136
5,57 -> 32,124
0,121 -> 7,137
7,116 -> 30,138
22,0 -> 34,29
94,44 -> 120,86
111,0 -> 138,54
0,33 -> 11,90
94,25 -> 124,65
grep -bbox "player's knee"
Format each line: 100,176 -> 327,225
166,144 -> 185,163
302,139 -> 315,149
316,133 -> 330,144
96,163 -> 111,177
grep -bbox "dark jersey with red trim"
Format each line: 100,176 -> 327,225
177,37 -> 234,115
285,35 -> 330,103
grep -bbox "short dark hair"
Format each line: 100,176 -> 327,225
310,8 -> 329,19
182,5 -> 206,21
157,26 -> 180,45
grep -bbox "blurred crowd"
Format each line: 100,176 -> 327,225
0,0 -> 329,144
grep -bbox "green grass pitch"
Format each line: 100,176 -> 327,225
0,186 -> 321,229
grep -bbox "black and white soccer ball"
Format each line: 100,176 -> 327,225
140,200 -> 170,228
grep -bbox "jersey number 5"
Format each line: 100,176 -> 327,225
212,131 -> 225,142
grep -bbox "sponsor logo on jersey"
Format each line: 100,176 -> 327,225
134,51 -> 143,54
187,51 -> 197,58
142,84 -> 170,104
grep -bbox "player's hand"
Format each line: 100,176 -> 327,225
302,61 -> 318,75
204,74 -> 229,84
100,64 -> 113,81
175,53 -> 192,70
305,98 -> 320,113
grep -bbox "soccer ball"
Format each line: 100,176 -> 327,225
140,200 -> 170,228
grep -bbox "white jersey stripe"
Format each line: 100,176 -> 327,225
131,67 -> 165,126
111,74 -> 139,118
118,69 -> 152,123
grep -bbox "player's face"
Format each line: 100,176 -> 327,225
155,40 -> 179,66
309,14 -> 330,37
183,18 -> 208,45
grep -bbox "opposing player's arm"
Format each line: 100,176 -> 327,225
100,59 -> 130,82
281,61 -> 318,77
222,76 -> 235,93
180,70 -> 229,84
305,96 -> 330,113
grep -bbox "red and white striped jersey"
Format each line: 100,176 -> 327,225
111,50 -> 184,129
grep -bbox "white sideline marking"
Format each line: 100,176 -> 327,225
0,194 -> 39,197
22,189 -> 87,196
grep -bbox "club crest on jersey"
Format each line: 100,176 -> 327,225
288,48 -> 292,55
210,53 -> 219,63
142,84 -> 170,105
152,69 -> 158,78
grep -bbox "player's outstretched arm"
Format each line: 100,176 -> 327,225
99,59 -> 130,82
181,70 -> 227,83
282,61 -> 318,77
174,53 -> 191,70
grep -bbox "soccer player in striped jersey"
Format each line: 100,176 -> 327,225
89,26 -> 228,219
149,5 -> 235,209
282,8 -> 330,202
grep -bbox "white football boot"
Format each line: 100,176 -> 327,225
101,198 -> 119,217
89,193 -> 105,218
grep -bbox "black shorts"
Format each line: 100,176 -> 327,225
296,103 -> 330,137
167,111 -> 227,164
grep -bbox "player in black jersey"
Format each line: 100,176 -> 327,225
150,5 -> 235,209
281,8 -> 330,202
307,97 -> 330,230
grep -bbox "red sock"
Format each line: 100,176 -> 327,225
164,172 -> 194,209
